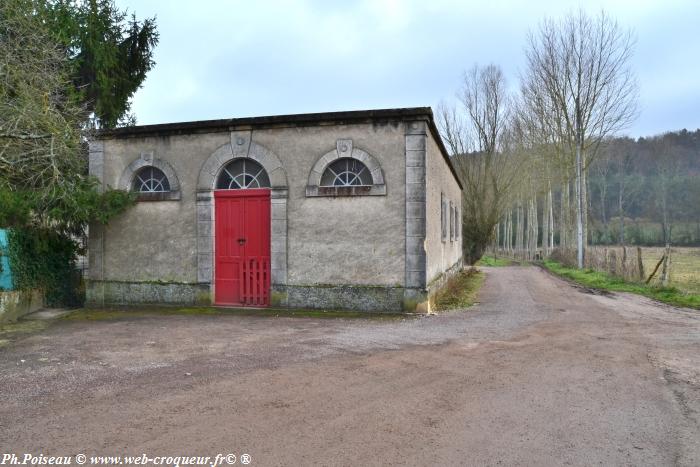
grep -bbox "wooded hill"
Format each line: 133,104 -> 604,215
587,128 -> 700,246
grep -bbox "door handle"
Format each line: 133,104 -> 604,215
238,238 -> 246,245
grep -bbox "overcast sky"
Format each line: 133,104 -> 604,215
116,0 -> 700,138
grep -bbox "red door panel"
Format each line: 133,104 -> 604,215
214,189 -> 271,306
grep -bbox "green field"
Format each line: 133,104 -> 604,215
640,246 -> 700,294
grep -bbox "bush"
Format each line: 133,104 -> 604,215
7,228 -> 83,307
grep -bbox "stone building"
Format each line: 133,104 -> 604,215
87,108 -> 463,312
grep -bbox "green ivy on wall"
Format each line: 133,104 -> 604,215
7,228 -> 83,307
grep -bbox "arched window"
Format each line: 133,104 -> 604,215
306,139 -> 386,197
216,158 -> 271,189
320,158 -> 372,187
132,167 -> 171,192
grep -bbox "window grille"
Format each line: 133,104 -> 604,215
216,159 -> 271,189
320,158 -> 372,187
132,167 -> 170,192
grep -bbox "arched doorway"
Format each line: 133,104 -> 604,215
214,158 -> 271,306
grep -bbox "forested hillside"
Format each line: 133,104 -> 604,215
588,129 -> 700,246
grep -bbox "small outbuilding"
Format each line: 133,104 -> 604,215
87,108 -> 463,312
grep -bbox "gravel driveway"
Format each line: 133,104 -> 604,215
1,266 -> 699,466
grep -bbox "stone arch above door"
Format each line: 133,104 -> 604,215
197,132 -> 288,191
196,131 -> 288,302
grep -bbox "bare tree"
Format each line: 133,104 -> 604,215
521,9 -> 638,268
437,64 -> 522,264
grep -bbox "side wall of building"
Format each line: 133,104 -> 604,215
87,122 -> 407,310
424,133 -> 463,292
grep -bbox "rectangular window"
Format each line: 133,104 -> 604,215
441,193 -> 447,242
449,201 -> 454,242
456,207 -> 460,239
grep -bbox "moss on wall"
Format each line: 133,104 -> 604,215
0,290 -> 43,323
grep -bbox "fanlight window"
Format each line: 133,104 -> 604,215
132,167 -> 170,192
320,158 -> 372,187
216,159 -> 270,189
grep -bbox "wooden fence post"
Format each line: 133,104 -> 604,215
660,244 -> 671,287
609,250 -> 617,276
637,247 -> 645,281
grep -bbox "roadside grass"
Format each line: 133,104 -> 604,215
542,259 -> 700,310
432,268 -> 484,311
62,306 -> 412,321
477,255 -> 516,267
639,246 -> 700,295
475,255 -> 520,267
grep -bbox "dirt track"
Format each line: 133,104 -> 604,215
1,266 -> 699,466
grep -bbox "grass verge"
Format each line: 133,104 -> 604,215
477,255 -> 516,267
432,268 -> 485,311
542,259 -> 700,310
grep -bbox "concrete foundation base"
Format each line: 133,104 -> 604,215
86,281 -> 211,306
0,290 -> 44,324
273,284 -> 411,312
86,280 -> 429,313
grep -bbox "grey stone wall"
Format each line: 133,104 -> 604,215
425,131 -> 463,285
89,122 -> 407,308
252,124 -> 406,288
94,132 -> 230,289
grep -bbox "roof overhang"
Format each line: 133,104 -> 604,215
96,107 -> 462,190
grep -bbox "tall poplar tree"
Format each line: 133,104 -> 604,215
521,10 -> 638,268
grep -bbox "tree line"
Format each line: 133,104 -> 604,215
439,9 -> 698,265
589,130 -> 700,246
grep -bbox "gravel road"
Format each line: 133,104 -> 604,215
1,266 -> 699,466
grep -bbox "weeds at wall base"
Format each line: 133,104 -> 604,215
431,268 -> 484,311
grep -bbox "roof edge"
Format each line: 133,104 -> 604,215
96,106 -> 463,190
96,107 -> 433,139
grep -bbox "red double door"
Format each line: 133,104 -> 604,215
214,189 -> 271,306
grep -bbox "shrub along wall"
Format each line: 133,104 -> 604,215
6,228 -> 83,308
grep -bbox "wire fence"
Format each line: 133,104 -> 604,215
549,246 -> 646,282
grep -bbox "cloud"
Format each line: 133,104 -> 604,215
118,0 -> 700,136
